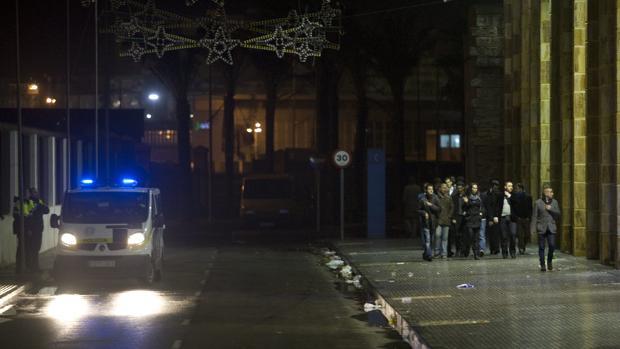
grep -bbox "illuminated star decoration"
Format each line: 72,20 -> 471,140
198,26 -> 240,65
128,42 -> 146,62
147,26 -> 177,58
291,17 -> 323,62
263,26 -> 293,59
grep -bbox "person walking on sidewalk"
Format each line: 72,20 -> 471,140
434,183 -> 454,259
513,183 -> 533,254
463,183 -> 485,260
531,184 -> 561,271
418,183 -> 441,261
14,188 -> 49,273
499,181 -> 518,259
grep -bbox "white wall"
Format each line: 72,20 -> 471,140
0,205 -> 61,267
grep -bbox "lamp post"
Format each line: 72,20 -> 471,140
246,122 -> 262,160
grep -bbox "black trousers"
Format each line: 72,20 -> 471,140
487,222 -> 501,253
16,229 -> 42,273
467,226 -> 480,256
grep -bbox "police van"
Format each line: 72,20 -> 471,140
50,178 -> 165,284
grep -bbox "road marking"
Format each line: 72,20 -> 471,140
417,319 -> 490,327
393,295 -> 452,301
171,339 -> 182,349
181,319 -> 190,326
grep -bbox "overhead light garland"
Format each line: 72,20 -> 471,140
104,0 -> 342,65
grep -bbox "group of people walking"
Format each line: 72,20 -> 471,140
404,177 -> 561,271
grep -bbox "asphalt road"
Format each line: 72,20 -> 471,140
0,229 -> 408,349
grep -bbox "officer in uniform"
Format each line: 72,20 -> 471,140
13,188 -> 49,273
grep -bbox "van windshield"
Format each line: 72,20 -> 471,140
243,179 -> 292,199
62,192 -> 149,224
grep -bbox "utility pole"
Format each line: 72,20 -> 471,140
15,0 -> 26,273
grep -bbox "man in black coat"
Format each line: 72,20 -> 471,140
418,183 -> 441,261
512,183 -> 533,254
481,179 -> 502,255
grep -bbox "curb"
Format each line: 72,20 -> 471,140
0,283 -> 30,308
328,241 -> 432,349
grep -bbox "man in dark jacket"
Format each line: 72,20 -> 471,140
481,179 -> 502,255
418,183 -> 441,261
499,181 -> 518,258
531,184 -> 561,271
434,183 -> 453,259
512,183 -> 533,254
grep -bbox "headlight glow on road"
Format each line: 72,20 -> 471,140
111,290 -> 164,317
45,294 -> 90,322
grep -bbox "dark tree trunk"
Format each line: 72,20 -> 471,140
264,78 -> 277,171
176,92 -> 192,219
224,65 -> 236,217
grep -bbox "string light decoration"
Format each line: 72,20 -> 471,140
105,0 -> 342,65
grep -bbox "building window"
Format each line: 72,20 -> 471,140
439,133 -> 461,162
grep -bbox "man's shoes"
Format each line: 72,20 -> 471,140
502,253 -> 508,259
474,254 -> 479,260
548,263 -> 553,271
519,249 -> 525,255
448,251 -> 454,257
540,265 -> 547,272
510,253 -> 516,259
479,251 -> 484,257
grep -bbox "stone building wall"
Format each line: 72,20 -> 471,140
503,0 -> 620,267
464,1 -> 504,184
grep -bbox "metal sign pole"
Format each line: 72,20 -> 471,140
340,167 -> 344,241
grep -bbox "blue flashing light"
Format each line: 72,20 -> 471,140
121,178 -> 138,186
80,178 -> 95,186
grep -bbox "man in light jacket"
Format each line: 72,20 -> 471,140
531,184 -> 561,271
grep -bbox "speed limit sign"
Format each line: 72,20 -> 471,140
333,150 -> 352,168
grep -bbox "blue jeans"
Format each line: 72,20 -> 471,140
422,227 -> 432,258
434,225 -> 449,257
538,230 -> 556,266
479,219 -> 487,252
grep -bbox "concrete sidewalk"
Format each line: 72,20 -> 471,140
333,239 -> 620,349
0,250 -> 55,308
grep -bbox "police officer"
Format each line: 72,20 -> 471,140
13,188 -> 49,273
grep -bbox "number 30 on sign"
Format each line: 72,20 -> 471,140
333,150 -> 352,168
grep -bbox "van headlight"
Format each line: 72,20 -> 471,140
128,232 -> 146,246
60,233 -> 77,246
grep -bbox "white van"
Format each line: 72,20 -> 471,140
50,180 -> 165,284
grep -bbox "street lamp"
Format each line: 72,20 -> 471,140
148,93 -> 159,101
45,97 -> 57,105
27,83 -> 39,94
146,113 -> 152,119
